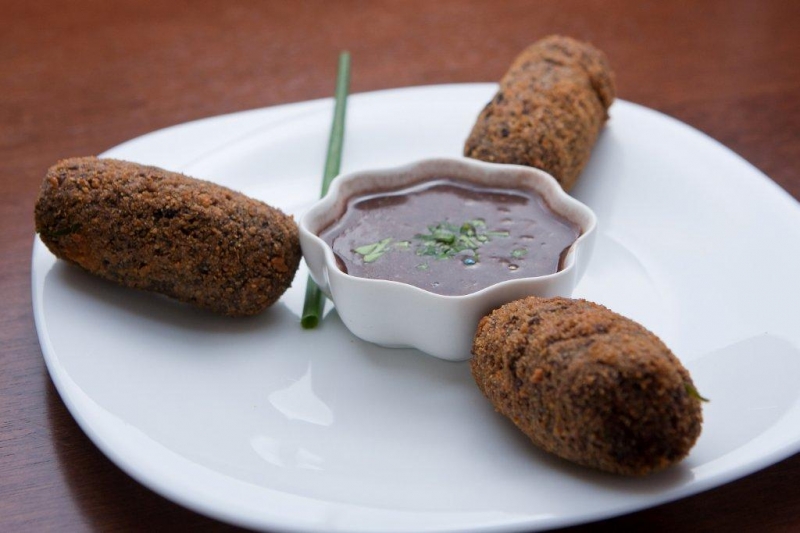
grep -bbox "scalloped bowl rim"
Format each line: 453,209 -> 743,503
299,157 -> 597,359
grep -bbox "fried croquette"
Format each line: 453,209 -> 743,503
471,296 -> 703,476
35,157 -> 301,316
464,35 -> 615,191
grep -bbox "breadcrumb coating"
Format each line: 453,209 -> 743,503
471,296 -> 703,476
464,35 -> 615,191
35,157 -> 301,316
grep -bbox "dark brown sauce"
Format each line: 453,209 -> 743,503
319,179 -> 580,296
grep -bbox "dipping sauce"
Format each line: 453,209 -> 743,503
319,179 -> 580,296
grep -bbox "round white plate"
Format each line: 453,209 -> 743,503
33,84 -> 800,532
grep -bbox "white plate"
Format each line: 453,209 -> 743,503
33,84 -> 800,532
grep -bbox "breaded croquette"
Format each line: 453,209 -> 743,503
471,296 -> 703,476
464,35 -> 615,191
35,157 -> 301,316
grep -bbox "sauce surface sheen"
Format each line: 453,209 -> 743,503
320,179 -> 579,296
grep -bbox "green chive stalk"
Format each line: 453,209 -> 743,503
301,51 -> 351,329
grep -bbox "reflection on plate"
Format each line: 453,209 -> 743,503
33,84 -> 800,532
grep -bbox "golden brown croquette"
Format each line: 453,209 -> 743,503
471,296 -> 703,476
464,35 -> 615,191
35,157 -> 301,316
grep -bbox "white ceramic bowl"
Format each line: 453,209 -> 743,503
299,157 -> 597,361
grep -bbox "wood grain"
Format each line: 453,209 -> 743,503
2,1 -> 799,531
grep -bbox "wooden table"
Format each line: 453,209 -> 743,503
2,1 -> 799,531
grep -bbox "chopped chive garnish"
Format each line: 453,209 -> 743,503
413,220 -> 508,261
352,219 -> 513,265
301,51 -> 350,329
354,238 -> 393,263
685,383 -> 710,402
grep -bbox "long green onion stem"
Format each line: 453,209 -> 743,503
301,51 -> 351,329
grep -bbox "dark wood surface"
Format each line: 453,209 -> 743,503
2,1 -> 799,531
